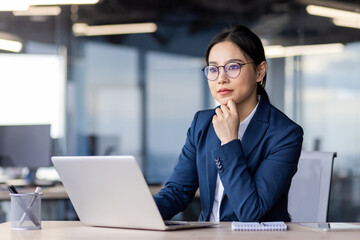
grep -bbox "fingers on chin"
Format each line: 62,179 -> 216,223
212,115 -> 218,125
220,105 -> 230,115
215,108 -> 222,115
227,100 -> 237,110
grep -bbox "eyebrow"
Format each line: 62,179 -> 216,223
208,58 -> 246,65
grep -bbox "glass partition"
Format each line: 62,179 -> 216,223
146,51 -> 205,183
284,42 -> 360,221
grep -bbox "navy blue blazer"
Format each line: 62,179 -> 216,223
154,96 -> 303,222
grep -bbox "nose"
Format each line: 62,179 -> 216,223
217,66 -> 229,84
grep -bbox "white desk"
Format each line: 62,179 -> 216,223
1,221 -> 360,240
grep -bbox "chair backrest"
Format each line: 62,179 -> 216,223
288,151 -> 336,222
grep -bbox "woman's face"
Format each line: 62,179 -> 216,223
207,40 -> 264,106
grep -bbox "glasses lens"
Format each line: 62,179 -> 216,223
204,65 -> 218,80
225,63 -> 241,78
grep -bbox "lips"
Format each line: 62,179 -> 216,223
218,88 -> 233,96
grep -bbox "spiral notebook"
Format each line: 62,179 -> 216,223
231,221 -> 287,231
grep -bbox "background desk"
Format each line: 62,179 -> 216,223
0,185 -> 73,222
0,185 -> 201,222
1,221 -> 360,240
0,184 -> 164,201
0,184 -> 199,222
0,185 -> 69,201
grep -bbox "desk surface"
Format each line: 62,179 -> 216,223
1,221 -> 360,240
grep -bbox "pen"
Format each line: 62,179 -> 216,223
8,185 -> 41,228
19,186 -> 41,226
8,185 -> 18,194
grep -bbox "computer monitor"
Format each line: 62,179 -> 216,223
0,124 -> 52,183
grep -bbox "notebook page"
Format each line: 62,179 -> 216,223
231,221 -> 287,231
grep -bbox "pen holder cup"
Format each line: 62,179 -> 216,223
10,193 -> 42,230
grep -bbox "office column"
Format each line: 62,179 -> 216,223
138,48 -> 148,177
293,55 -> 303,125
267,58 -> 285,112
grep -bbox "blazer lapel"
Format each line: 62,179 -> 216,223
205,121 -> 220,215
241,97 -> 270,158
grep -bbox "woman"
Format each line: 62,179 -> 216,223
154,25 -> 303,222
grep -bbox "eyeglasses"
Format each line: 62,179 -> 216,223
202,62 -> 254,81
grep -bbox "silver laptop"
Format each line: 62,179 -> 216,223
51,155 -> 217,231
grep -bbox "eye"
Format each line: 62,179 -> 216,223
227,63 -> 240,70
208,66 -> 218,73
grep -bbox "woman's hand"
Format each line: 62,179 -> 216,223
212,99 -> 240,144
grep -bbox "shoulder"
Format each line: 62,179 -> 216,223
256,96 -> 302,134
253,96 -> 304,144
269,104 -> 300,126
186,108 -> 215,144
254,98 -> 303,161
268,104 -> 303,134
192,108 -> 215,127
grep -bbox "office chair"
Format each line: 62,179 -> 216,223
288,151 -> 337,222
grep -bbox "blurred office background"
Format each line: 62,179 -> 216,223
0,0 -> 360,221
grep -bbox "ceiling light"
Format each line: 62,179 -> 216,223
13,6 -> 61,16
0,39 -> 23,52
306,4 -> 360,30
0,32 -> 23,52
29,0 -> 99,5
265,43 -> 344,58
0,0 -> 98,11
306,5 -> 360,20
333,18 -> 360,29
263,45 -> 285,58
72,23 -> 158,36
286,43 -> 344,56
0,1 -> 29,11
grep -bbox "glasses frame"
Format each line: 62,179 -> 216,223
202,62 -> 254,81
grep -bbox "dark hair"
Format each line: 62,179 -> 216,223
205,25 -> 268,99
